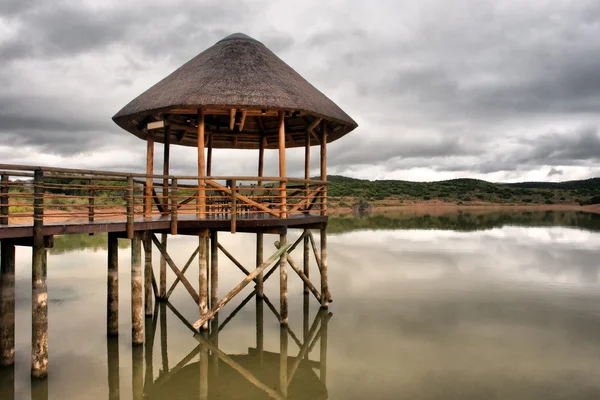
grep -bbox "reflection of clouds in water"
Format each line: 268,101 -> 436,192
328,227 -> 600,287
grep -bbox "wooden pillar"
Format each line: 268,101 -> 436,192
279,230 -> 288,324
305,128 -> 311,212
303,230 -> 310,294
132,344 -> 143,400
198,230 -> 209,330
144,132 -> 154,217
143,233 -> 153,317
159,234 -> 167,299
31,169 -> 47,378
279,325 -> 288,397
159,302 -> 168,375
320,228 -> 329,308
126,176 -> 134,239
163,125 -> 170,211
320,122 -> 327,216
258,136 -> 265,187
210,231 -> 218,308
278,112 -> 287,218
197,109 -> 206,218
107,336 -> 120,400
1,174 -> 9,225
107,233 -> 119,336
0,241 -> 15,367
131,232 -> 143,345
207,135 -> 213,177
256,233 -> 264,298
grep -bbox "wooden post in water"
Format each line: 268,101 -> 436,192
107,233 -> 119,336
198,229 -> 209,331
279,325 -> 288,397
256,233 -> 264,298
210,231 -> 218,308
0,174 -> 8,225
31,169 -> 48,378
131,232 -> 143,345
126,176 -> 134,239
145,132 -> 154,217
278,112 -> 287,218
279,230 -> 288,324
159,234 -> 167,299
107,336 -> 120,400
320,227 -> 329,308
143,233 -> 153,317
0,241 -> 15,367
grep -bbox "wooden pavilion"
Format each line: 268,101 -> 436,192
0,32 -> 356,379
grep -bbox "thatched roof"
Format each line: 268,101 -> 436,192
112,33 -> 357,149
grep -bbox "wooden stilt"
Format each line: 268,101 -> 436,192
107,233 -> 119,336
132,344 -> 143,400
256,233 -> 264,298
131,232 -> 144,345
160,302 -> 168,375
198,230 -> 209,330
279,325 -> 288,397
159,234 -> 167,299
320,228 -> 329,308
303,229 -> 310,294
31,169 -> 47,379
107,336 -> 120,400
210,231 -> 218,308
152,235 -> 199,304
143,233 -> 153,316
279,230 -> 288,325
0,241 -> 15,367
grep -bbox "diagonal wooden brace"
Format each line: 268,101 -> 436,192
165,246 -> 200,299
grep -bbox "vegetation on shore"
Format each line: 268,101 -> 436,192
326,175 -> 600,209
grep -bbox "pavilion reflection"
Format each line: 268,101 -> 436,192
108,293 -> 331,400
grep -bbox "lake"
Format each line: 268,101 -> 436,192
2,210 -> 600,399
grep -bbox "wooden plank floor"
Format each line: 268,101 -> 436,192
0,213 -> 328,239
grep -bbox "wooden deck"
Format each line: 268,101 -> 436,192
0,213 -> 327,239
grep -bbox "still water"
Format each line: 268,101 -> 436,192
2,210 -> 600,399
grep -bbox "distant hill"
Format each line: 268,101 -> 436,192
325,175 -> 600,206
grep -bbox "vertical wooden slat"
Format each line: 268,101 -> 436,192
145,132 -> 154,217
162,126 -> 170,212
197,109 -> 206,218
279,231 -> 288,324
0,174 -> 8,225
198,230 -> 209,331
320,122 -> 327,216
0,241 -> 15,367
278,112 -> 287,218
131,232 -> 143,345
143,233 -> 153,317
230,180 -> 237,234
170,178 -> 178,235
107,233 -> 119,336
126,176 -> 134,239
31,169 -> 47,378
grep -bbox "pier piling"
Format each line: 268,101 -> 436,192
0,241 -> 15,367
107,233 -> 119,336
131,232 -> 143,345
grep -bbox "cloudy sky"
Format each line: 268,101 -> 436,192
1,0 -> 600,182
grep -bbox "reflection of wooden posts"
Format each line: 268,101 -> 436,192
256,297 -> 264,367
198,229 -> 209,331
31,169 -> 48,378
132,344 -> 143,400
107,233 -> 119,336
31,377 -> 48,400
131,232 -> 143,345
321,122 -> 327,216
303,229 -> 310,294
159,234 -> 167,299
320,228 -> 329,308
230,180 -> 237,233
320,309 -> 329,385
210,231 -> 218,308
0,174 -> 8,225
210,313 -> 219,377
145,132 -> 154,217
143,233 -> 153,317
256,233 -> 264,297
303,293 -> 309,360
162,125 -> 170,212
170,178 -> 178,235
126,176 -> 134,239
144,313 -> 155,396
278,112 -> 287,218
0,363 -> 14,400
0,241 -> 15,367
159,302 -> 168,375
107,337 -> 120,400
199,332 -> 209,400
280,230 -> 288,324
279,325 -> 288,397
197,108 -> 206,218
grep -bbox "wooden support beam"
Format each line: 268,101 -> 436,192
205,180 -> 279,217
320,121 -> 327,216
239,109 -> 247,132
131,232 -> 144,345
210,231 -> 219,310
198,230 -> 209,331
229,109 -> 236,131
230,180 -> 237,233
143,233 -> 153,317
0,174 -> 8,225
288,309 -> 323,385
257,116 -> 266,133
0,241 -> 15,367
207,135 -> 213,176
126,176 -> 134,239
170,178 -> 178,235
165,246 -> 199,299
303,230 -> 310,295
145,132 -> 154,217
258,136 -> 265,188
320,228 -> 329,307
278,112 -> 287,218
163,125 -> 170,211
274,242 -> 321,302
5,236 -> 53,248
197,108 -> 206,218
192,242 -> 292,330
256,233 -> 264,298
217,289 -> 256,333
217,243 -> 255,282
152,234 -> 200,304
159,234 -> 167,299
107,233 -> 119,336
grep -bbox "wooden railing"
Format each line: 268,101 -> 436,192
0,164 -> 327,236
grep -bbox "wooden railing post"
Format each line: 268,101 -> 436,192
230,179 -> 237,234
126,176 -> 134,239
88,179 -> 95,224
170,178 -> 178,235
0,174 -> 8,225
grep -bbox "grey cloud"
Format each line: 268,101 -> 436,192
547,167 -> 563,177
